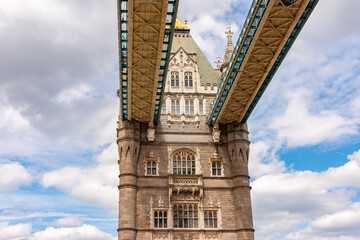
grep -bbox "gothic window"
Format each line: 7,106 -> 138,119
209,153 -> 224,177
144,151 -> 159,176
171,100 -> 180,114
184,72 -> 193,87
204,210 -> 218,228
172,149 -> 196,175
211,161 -> 222,176
173,204 -> 198,228
146,160 -> 157,175
161,101 -> 166,114
185,100 -> 194,115
154,210 -> 168,228
199,100 -> 203,115
171,72 -> 179,87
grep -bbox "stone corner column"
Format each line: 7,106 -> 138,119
117,120 -> 140,240
226,122 -> 255,240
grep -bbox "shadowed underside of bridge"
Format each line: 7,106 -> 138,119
117,0 -> 179,125
117,0 -> 318,126
208,0 -> 318,126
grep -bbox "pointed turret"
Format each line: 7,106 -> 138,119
220,26 -> 234,73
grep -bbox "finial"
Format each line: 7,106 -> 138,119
215,56 -> 222,69
158,197 -> 164,207
209,197 -> 213,208
149,149 -> 154,158
214,149 -> 219,158
175,18 -> 189,29
225,26 -> 233,39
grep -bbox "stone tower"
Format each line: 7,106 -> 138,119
117,19 -> 254,240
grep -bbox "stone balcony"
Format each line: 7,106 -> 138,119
168,175 -> 203,202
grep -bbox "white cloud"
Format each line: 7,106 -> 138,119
0,222 -> 31,240
0,162 -> 31,191
53,217 -> 83,228
271,89 -> 357,147
54,85 -> 91,104
0,105 -> 30,132
42,143 -> 118,211
252,149 -> 360,240
284,203 -> 360,240
0,222 -> 115,240
249,140 -> 286,178
30,224 -> 116,240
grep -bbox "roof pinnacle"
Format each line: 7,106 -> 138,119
225,26 -> 234,41
215,56 -> 222,69
221,26 -> 235,72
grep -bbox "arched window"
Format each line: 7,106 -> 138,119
171,100 -> 180,114
171,72 -> 179,87
171,73 -> 175,87
172,149 -> 196,175
185,100 -> 194,115
175,73 -> 179,86
147,161 -> 157,175
199,101 -> 203,115
184,72 -> 193,87
161,101 -> 166,114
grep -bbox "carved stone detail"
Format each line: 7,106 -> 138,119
212,124 -> 221,143
171,191 -> 200,201
174,232 -> 199,240
173,178 -> 198,184
152,232 -> 170,240
203,232 -> 221,240
147,127 -> 156,142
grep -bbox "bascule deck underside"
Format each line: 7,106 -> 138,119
119,0 -> 178,124
209,0 -> 316,125
129,1 -> 167,122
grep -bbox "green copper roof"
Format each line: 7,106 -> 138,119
171,32 -> 221,85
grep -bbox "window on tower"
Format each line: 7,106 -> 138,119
209,154 -> 224,177
204,210 -> 218,228
172,149 -> 196,175
144,151 -> 159,176
185,100 -> 194,114
146,161 -> 157,175
171,100 -> 180,114
199,100 -> 203,115
173,204 -> 198,228
161,101 -> 166,114
171,71 -> 179,87
211,161 -> 222,176
184,72 -> 193,87
154,210 -> 168,228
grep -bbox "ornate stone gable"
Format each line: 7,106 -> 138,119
169,47 -> 196,70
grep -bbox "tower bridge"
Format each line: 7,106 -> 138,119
116,0 -> 318,239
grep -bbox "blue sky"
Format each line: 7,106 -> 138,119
0,0 -> 359,239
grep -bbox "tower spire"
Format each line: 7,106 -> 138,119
221,26 -> 235,72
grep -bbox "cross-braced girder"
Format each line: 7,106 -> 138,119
117,0 -> 179,124
208,0 -> 319,126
